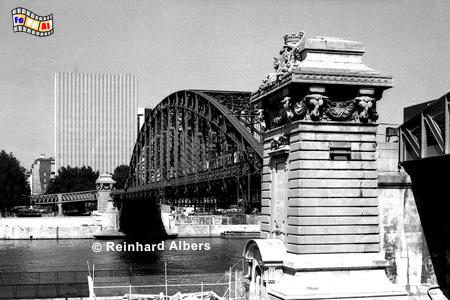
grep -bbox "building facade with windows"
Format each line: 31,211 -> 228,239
55,72 -> 138,173
29,154 -> 55,195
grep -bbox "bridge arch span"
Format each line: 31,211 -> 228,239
124,90 -> 263,210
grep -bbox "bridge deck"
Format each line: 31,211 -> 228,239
29,190 -> 97,205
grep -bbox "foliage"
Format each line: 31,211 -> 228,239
0,150 -> 30,212
46,166 -> 99,194
112,164 -> 130,189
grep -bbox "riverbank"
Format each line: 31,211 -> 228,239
0,216 -> 101,239
0,216 -> 260,239
174,214 -> 260,238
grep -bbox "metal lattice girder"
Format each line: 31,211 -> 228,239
423,113 -> 444,153
30,190 -> 97,204
125,90 -> 263,205
400,92 -> 450,162
401,127 -> 421,159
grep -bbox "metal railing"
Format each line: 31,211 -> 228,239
0,270 -> 89,299
0,270 -> 246,299
91,270 -> 246,299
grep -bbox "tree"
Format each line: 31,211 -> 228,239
0,150 -> 30,213
112,164 -> 130,189
46,166 -> 99,194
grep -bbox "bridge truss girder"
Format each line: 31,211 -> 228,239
399,93 -> 450,162
124,90 -> 263,209
29,190 -> 98,205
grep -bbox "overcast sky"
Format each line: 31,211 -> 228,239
0,0 -> 449,168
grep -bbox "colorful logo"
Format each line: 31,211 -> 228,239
11,7 -> 53,37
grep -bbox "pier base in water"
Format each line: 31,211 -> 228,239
243,239 -> 407,300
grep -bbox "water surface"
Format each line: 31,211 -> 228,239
0,238 -> 247,274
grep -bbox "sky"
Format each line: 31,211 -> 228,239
0,0 -> 449,168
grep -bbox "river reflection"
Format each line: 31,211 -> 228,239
0,238 -> 247,274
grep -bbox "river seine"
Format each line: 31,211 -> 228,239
0,237 -> 247,274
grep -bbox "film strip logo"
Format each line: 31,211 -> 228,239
11,7 -> 54,37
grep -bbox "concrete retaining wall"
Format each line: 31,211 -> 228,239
176,215 -> 261,225
176,224 -> 260,237
0,225 -> 101,239
0,216 -> 261,239
0,217 -> 102,239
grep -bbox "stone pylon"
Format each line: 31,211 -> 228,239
95,173 -> 118,232
242,33 -> 407,300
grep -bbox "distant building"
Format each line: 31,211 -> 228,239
55,73 -> 138,173
29,154 -> 55,195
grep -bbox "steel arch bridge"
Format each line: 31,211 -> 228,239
122,90 -> 263,210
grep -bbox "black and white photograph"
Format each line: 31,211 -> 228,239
0,0 -> 449,299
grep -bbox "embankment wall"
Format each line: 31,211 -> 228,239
0,217 -> 101,239
177,224 -> 260,238
0,215 -> 261,239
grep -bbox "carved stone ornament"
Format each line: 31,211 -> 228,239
269,134 -> 290,157
354,96 -> 378,123
270,96 -> 307,128
97,183 -> 112,191
257,32 -> 306,92
256,108 -> 267,132
324,99 -> 357,121
95,173 -> 116,191
271,134 -> 289,150
303,94 -> 328,121
281,97 -> 295,121
294,100 -> 307,119
271,104 -> 287,128
267,93 -> 379,129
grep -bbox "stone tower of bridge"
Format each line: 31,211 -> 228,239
243,33 -> 407,299
96,173 -> 118,231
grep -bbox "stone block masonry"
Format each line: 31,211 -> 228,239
261,121 -> 380,255
243,33 -> 407,300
